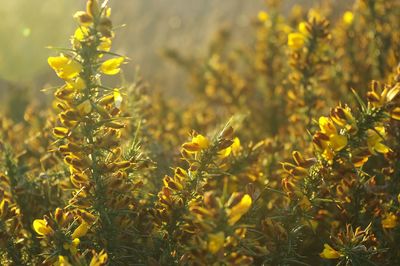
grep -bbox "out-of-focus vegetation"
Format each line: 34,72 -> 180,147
1,0 -> 400,265
0,0 -> 349,96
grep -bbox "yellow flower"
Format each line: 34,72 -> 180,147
73,27 -> 89,42
90,250 -> 108,266
192,134 -> 210,149
318,117 -> 348,152
54,256 -> 72,266
231,137 -> 241,155
227,194 -> 252,225
67,77 -> 86,91
71,222 -> 89,239
53,127 -> 70,138
48,55 -> 82,80
382,213 -> 397,229
288,33 -> 306,50
33,219 -> 53,236
98,37 -> 112,53
218,146 -> 232,159
100,57 -> 125,75
391,107 -> 400,120
298,22 -> 308,35
366,127 -> 390,155
320,244 -> 341,259
258,11 -> 269,22
208,232 -> 225,254
343,11 -> 354,25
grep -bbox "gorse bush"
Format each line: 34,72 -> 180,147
0,0 -> 399,265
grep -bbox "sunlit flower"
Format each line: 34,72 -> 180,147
71,222 -> 89,239
90,250 -> 108,266
343,11 -> 354,25
366,127 -> 390,155
227,193 -> 252,225
316,116 -> 348,152
100,57 -> 125,75
48,55 -> 82,80
258,11 -> 269,22
288,33 -> 306,50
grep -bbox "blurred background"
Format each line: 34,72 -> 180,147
0,0 -> 350,98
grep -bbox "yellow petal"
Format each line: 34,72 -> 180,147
73,27 -> 90,41
227,194 -> 252,225
320,244 -> 341,259
71,222 -> 89,239
192,134 -> 209,149
100,57 -> 124,75
319,117 -> 337,135
72,238 -> 81,247
374,142 -> 390,154
208,232 -> 225,254
231,137 -> 241,155
98,37 -> 112,52
67,77 -> 86,91
288,33 -> 305,50
53,127 -> 70,138
55,256 -> 72,266
343,11 -> 354,25
33,219 -> 53,236
298,22 -> 308,35
90,250 -> 108,266
391,107 -> 400,120
330,134 -> 347,151
218,147 -> 232,159
48,55 -> 82,80
387,84 -> 400,102
258,11 -> 269,22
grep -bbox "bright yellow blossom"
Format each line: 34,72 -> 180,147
192,134 -> 210,149
343,11 -> 354,25
366,127 -> 390,155
100,57 -> 125,75
71,222 -> 89,239
90,250 -> 108,266
227,194 -> 252,225
33,219 -> 54,236
48,55 -> 82,80
298,22 -> 308,35
258,11 -> 269,22
98,37 -> 112,52
319,116 -> 348,152
288,33 -> 306,50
